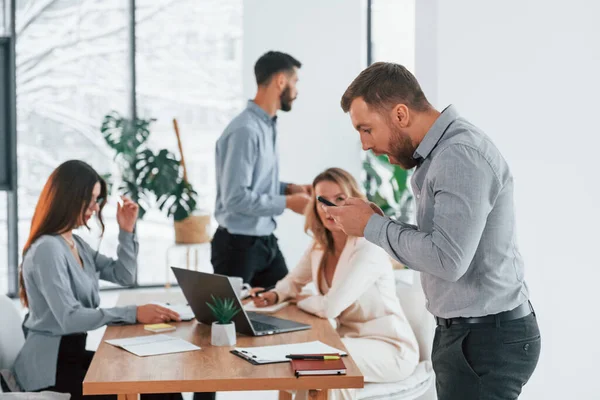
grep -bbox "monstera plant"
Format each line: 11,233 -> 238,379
100,111 -> 197,221
362,151 -> 414,223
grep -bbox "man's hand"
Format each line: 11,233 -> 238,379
322,197 -> 376,237
369,202 -> 384,216
286,183 -> 313,196
286,193 -> 311,215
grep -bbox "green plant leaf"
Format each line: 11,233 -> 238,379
136,149 -> 180,195
101,173 -> 114,196
119,179 -> 152,220
362,150 -> 413,219
157,181 -> 198,221
101,111 -> 154,155
206,295 -> 240,324
101,112 -> 198,221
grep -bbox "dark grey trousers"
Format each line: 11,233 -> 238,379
432,313 -> 541,400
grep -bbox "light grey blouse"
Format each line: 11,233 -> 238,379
13,230 -> 138,391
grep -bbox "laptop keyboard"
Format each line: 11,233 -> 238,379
251,320 -> 278,332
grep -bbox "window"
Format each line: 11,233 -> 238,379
134,0 -> 242,285
12,0 -> 129,291
369,0 -> 415,70
1,0 -> 243,294
0,192 -> 7,293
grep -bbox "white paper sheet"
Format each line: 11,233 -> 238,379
233,340 -> 346,364
243,301 -> 290,314
106,334 -> 201,357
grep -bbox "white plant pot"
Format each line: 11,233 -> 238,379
211,322 -> 237,346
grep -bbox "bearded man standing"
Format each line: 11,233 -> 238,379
213,51 -> 311,288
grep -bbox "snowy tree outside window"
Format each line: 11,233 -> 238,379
0,0 -> 242,292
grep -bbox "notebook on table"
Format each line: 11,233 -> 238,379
291,357 -> 347,377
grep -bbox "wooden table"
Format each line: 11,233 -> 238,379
83,290 -> 363,399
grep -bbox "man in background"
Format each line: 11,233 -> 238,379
213,51 -> 311,288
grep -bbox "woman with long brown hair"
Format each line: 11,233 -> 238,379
251,168 -> 419,400
12,160 -> 184,400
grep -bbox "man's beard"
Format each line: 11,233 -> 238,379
280,85 -> 295,112
389,125 -> 418,170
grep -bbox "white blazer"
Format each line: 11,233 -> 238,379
275,236 -> 419,362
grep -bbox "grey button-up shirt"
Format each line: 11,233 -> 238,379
13,231 -> 138,391
365,105 -> 529,318
214,100 -> 288,236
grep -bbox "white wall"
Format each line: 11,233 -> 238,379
243,0 -> 365,268
417,1 -> 600,399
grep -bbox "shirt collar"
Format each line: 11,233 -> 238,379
247,100 -> 277,124
413,105 -> 459,160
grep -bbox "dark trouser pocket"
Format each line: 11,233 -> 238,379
433,327 -> 481,400
433,314 -> 541,400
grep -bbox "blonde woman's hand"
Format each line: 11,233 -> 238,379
252,291 -> 278,307
117,196 -> 139,233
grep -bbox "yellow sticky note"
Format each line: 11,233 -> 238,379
144,323 -> 176,333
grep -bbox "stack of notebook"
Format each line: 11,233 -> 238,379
288,353 -> 347,377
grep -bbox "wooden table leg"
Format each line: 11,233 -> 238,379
279,391 -> 293,400
309,389 -> 328,399
117,394 -> 139,400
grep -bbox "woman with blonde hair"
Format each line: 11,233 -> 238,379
252,167 -> 419,400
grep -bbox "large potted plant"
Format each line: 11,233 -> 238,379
100,112 -> 209,243
206,295 -> 241,346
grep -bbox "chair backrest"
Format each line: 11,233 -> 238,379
395,270 -> 435,362
0,295 -> 25,370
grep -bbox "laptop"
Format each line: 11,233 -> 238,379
171,267 -> 311,336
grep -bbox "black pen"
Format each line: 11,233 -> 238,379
286,354 -> 341,360
241,285 -> 275,301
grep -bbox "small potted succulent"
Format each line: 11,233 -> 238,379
206,295 -> 241,346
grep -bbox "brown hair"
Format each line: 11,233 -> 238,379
341,62 -> 431,114
254,51 -> 302,85
304,168 -> 366,293
19,160 -> 107,307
